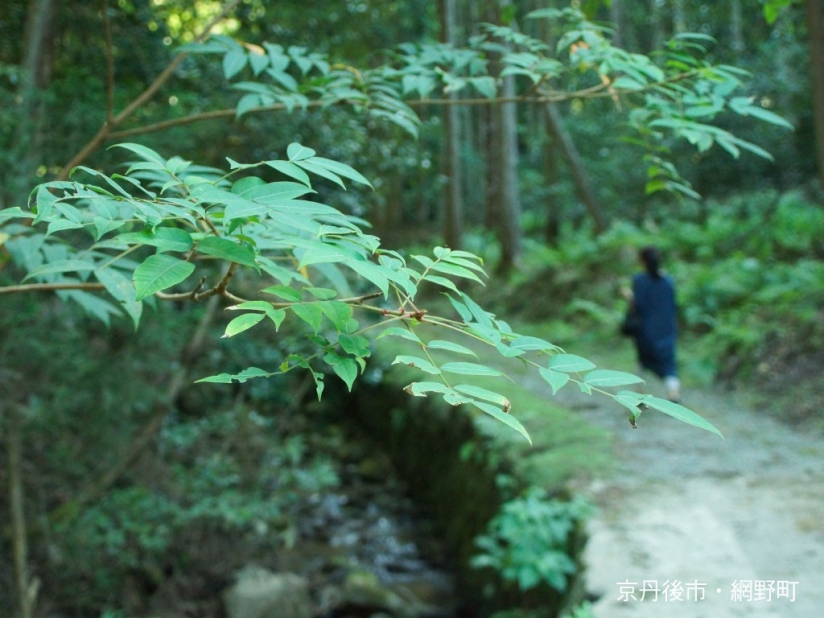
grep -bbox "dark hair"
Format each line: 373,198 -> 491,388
640,245 -> 662,278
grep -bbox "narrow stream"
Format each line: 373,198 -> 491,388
281,452 -> 460,618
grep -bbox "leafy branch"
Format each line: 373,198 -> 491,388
55,4 -> 791,201
1,141 -> 722,441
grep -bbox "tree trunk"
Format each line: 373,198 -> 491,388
672,0 -> 687,34
5,0 -> 54,209
495,71 -> 522,272
609,0 -> 626,49
650,0 -> 667,50
440,0 -> 464,249
482,0 -> 522,274
730,0 -> 745,58
541,115 -> 561,243
805,0 -> 824,189
543,103 -> 608,234
7,402 -> 36,618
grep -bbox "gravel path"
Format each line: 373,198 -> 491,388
560,382 -> 824,617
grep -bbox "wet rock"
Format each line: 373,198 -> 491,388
318,569 -> 451,618
222,566 -> 312,618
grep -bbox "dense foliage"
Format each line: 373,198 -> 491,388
1,1 -> 822,616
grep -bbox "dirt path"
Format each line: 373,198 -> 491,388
558,382 -> 824,617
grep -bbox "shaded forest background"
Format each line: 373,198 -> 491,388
2,0 -> 824,617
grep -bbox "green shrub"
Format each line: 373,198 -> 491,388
471,488 -> 593,594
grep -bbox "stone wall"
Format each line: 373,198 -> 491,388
346,380 -> 587,617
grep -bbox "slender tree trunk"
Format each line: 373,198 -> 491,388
495,70 -> 522,272
672,0 -> 687,34
541,116 -> 561,243
805,0 -> 824,189
543,103 -> 608,234
482,0 -> 522,273
440,0 -> 464,248
730,0 -> 745,58
5,0 -> 53,209
7,402 -> 36,618
650,0 -> 667,50
610,0 -> 626,49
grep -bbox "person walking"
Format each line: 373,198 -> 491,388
622,245 -> 681,402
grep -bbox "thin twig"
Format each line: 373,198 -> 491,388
0,282 -> 105,295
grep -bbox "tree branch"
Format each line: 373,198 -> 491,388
0,282 -> 105,295
58,0 -> 243,179
104,75 -> 690,142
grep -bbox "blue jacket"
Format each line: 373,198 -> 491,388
632,272 -> 678,378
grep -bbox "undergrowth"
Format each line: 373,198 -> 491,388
468,188 -> 824,427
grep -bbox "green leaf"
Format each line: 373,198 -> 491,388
222,312 -> 266,338
583,369 -> 645,387
422,275 -> 459,293
472,401 -> 531,445
453,384 -> 510,408
509,335 -> 558,353
426,340 -> 478,357
645,396 -> 723,438
377,327 -> 422,344
304,286 -> 337,300
325,353 -> 359,391
426,261 -> 485,285
265,160 -> 312,186
338,333 -> 371,357
392,355 -> 441,375
46,220 -> 84,236
403,381 -> 451,397
440,362 -> 505,377
109,143 -> 166,166
133,254 -> 195,301
319,301 -> 353,330
248,49 -> 269,75
196,367 -> 272,383
345,260 -> 390,297
95,267 -> 142,328
239,181 -> 316,203
223,48 -> 248,79
231,176 -> 265,194
287,143 -> 316,161
294,159 -> 345,189
470,76 -> 497,99
261,284 -> 302,302
291,302 -> 324,334
24,259 -> 96,281
302,156 -> 373,188
547,354 -> 596,373
443,392 -> 476,406
538,367 -> 570,395
116,227 -> 194,253
196,236 -> 257,267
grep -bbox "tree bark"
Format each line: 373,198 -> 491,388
805,0 -> 824,189
5,0 -> 54,209
7,402 -> 36,618
672,0 -> 687,34
440,0 -> 464,249
730,0 -> 745,58
496,71 -> 522,271
543,103 -> 608,234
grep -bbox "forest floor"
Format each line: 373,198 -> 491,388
550,371 -> 824,618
